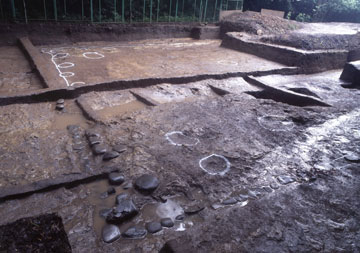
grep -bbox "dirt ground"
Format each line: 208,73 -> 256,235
0,15 -> 360,253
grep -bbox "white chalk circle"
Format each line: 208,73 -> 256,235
83,52 -> 104,59
70,81 -> 85,86
199,154 -> 231,176
258,115 -> 295,132
102,47 -> 117,52
59,72 -> 75,78
165,131 -> 199,146
57,62 -> 75,69
53,53 -> 69,59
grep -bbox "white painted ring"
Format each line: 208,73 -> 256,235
53,53 -> 69,59
199,154 -> 231,176
258,115 -> 295,132
165,131 -> 199,146
70,81 -> 85,86
59,72 -> 75,78
57,62 -> 75,69
83,52 -> 104,59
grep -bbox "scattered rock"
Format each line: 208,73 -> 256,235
57,99 -> 65,104
107,187 -> 116,195
113,144 -> 127,153
175,214 -> 185,221
56,104 -> 64,110
72,143 -> 85,151
262,186 -> 273,193
345,154 -> 360,163
102,224 -> 121,243
184,204 -> 205,214
237,194 -> 248,202
122,226 -> 147,239
277,175 -> 295,185
160,218 -> 174,228
123,182 -> 132,190
106,199 -> 138,223
134,174 -> 159,192
222,197 -> 238,205
92,144 -> 107,155
109,173 -> 125,185
146,221 -> 162,233
103,151 -> 120,161
67,125 -> 81,134
116,193 -> 129,204
86,130 -> 100,138
89,136 -> 101,146
270,183 -> 279,190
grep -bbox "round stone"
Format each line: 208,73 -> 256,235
160,218 -> 174,228
122,226 -> 147,239
103,151 -> 120,161
222,197 -> 237,205
102,224 -> 121,243
134,174 -> 159,192
109,173 -> 125,185
146,221 -> 162,233
56,104 -> 64,110
92,144 -> 107,155
56,99 -> 65,104
89,136 -> 101,146
115,193 -> 129,204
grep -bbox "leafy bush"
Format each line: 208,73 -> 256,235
313,0 -> 360,22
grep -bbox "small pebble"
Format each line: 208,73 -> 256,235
116,193 -> 129,204
109,172 -> 125,185
107,187 -> 116,195
277,175 -> 295,185
237,194 -> 248,202
222,197 -> 237,205
56,104 -> 64,110
89,136 -> 101,146
270,183 -> 279,190
122,227 -> 147,239
57,99 -> 65,104
134,174 -> 159,192
103,151 -> 120,161
175,214 -> 185,221
86,130 -> 100,138
146,222 -> 162,233
92,144 -> 107,155
160,218 -> 174,228
122,182 -> 132,190
102,224 -> 121,243
113,144 -> 127,153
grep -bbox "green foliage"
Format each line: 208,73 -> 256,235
313,0 -> 360,22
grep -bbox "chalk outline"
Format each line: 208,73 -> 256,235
165,131 -> 199,146
199,154 -> 231,176
83,51 -> 104,59
58,62 -> 75,68
257,115 -> 295,132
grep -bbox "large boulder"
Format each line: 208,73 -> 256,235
340,60 -> 360,85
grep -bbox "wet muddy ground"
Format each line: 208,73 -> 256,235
0,21 -> 360,252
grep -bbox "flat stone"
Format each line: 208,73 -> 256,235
113,144 -> 127,153
134,174 -> 159,192
92,144 -> 107,155
222,197 -> 238,205
106,199 -> 138,223
270,183 -> 280,190
345,154 -> 360,163
89,136 -> 101,146
57,99 -> 65,104
236,194 -> 248,202
56,104 -> 64,110
122,226 -> 147,239
160,218 -> 174,228
109,172 -> 125,185
146,221 -> 162,233
122,182 -> 132,190
175,214 -> 185,221
184,204 -> 205,214
277,175 -> 296,185
102,224 -> 121,243
116,193 -> 129,204
72,143 -> 85,151
103,151 -> 120,161
85,130 -> 100,138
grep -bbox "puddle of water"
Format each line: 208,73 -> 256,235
96,100 -> 147,120
52,113 -> 90,130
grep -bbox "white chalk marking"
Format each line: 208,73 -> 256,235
176,223 -> 186,232
53,53 -> 69,59
258,115 -> 295,132
83,52 -> 104,59
199,154 -> 231,176
59,72 -> 75,78
57,62 -> 75,69
165,131 -> 199,146
70,82 -> 86,86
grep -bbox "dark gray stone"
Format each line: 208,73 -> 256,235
113,144 -> 127,153
109,173 -> 125,185
89,136 -> 101,146
116,193 -> 129,204
340,61 -> 360,85
160,218 -> 174,228
146,221 -> 162,233
56,104 -> 64,110
175,214 -> 185,221
107,187 -> 116,195
222,197 -> 238,205
122,226 -> 147,239
106,199 -> 138,223
277,175 -> 296,185
92,144 -> 107,155
103,151 -> 120,161
102,224 -> 121,243
134,174 -> 159,192
86,130 -> 100,138
184,204 -> 205,214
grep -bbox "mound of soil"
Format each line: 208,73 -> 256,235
221,11 -> 303,35
0,213 -> 72,252
260,32 -> 360,51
